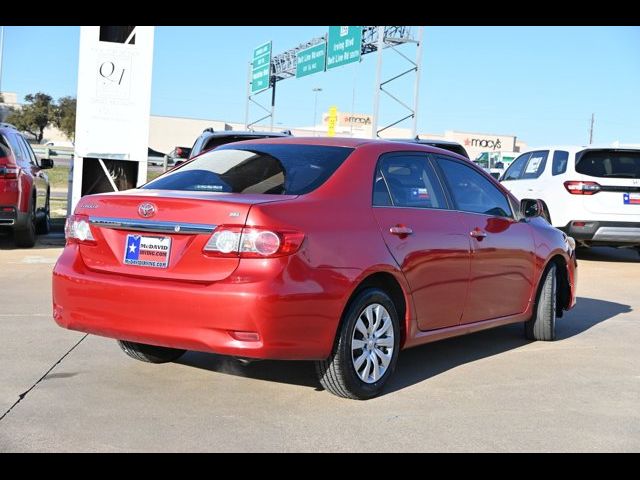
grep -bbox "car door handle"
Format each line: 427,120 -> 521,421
390,225 -> 413,236
470,229 -> 487,240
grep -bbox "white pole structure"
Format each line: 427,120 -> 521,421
0,26 -> 4,94
371,26 -> 385,139
411,26 -> 424,138
312,87 -> 322,136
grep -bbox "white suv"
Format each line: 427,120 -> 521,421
500,146 -> 640,252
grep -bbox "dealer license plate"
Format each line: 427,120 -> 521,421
123,234 -> 171,268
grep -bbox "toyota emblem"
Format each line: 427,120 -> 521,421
138,202 -> 156,218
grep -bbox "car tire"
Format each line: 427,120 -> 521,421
14,198 -> 37,248
525,263 -> 557,341
315,288 -> 400,400
35,191 -> 51,235
117,340 -> 186,364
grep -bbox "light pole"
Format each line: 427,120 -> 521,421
312,87 -> 322,136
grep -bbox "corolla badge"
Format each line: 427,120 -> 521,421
138,202 -> 156,218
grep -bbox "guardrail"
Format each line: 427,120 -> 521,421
29,145 -> 167,166
31,145 -> 74,159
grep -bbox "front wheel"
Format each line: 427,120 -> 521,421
117,340 -> 186,364
525,263 -> 557,341
315,288 -> 400,400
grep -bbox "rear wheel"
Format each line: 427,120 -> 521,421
525,264 -> 557,341
35,191 -> 51,235
117,340 -> 186,364
14,198 -> 36,248
315,288 -> 400,400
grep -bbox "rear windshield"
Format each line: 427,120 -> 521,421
143,144 -> 353,195
576,150 -> 640,179
0,136 -> 10,159
437,144 -> 469,159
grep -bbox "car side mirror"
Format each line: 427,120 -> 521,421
495,161 -> 504,169
174,160 -> 185,167
520,198 -> 543,218
40,157 -> 54,169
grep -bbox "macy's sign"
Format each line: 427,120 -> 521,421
464,137 -> 502,150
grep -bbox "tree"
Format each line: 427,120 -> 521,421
54,96 -> 77,141
6,92 -> 55,142
0,93 -> 6,122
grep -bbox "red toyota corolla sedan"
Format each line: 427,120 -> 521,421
52,138 -> 577,399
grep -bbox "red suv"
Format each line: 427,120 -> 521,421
0,123 -> 53,247
53,138 -> 577,399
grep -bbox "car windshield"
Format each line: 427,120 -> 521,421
143,144 -> 353,195
576,150 -> 640,179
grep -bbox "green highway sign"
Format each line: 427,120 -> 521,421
251,41 -> 272,94
296,42 -> 326,78
326,26 -> 362,70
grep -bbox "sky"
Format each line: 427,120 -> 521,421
1,25 -> 639,147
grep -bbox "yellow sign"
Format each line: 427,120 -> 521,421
327,106 -> 338,137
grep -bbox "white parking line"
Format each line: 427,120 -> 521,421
8,256 -> 58,265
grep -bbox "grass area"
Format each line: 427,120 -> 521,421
147,169 -> 165,182
50,198 -> 68,220
47,165 -> 71,191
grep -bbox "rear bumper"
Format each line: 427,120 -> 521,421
52,245 -> 356,360
0,206 -> 17,226
562,221 -> 640,246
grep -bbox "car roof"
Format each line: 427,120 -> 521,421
387,137 -> 464,147
216,136 -> 472,160
222,136 -> 376,148
0,123 -> 18,133
201,129 -> 291,138
523,145 -> 640,154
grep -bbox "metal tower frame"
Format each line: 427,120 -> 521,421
371,26 -> 424,138
244,26 -> 422,134
244,61 -> 276,131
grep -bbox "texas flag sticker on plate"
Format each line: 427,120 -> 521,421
123,234 -> 171,268
623,193 -> 640,205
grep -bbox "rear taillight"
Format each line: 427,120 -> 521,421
203,225 -> 304,258
65,214 -> 96,244
564,181 -> 601,195
0,166 -> 19,179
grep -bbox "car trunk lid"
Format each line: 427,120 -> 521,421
77,189 -> 296,282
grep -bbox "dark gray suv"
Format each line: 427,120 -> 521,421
189,129 -> 292,159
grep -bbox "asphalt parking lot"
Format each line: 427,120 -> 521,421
0,231 -> 638,452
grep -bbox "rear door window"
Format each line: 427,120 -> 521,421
576,150 -> 640,179
552,150 -> 569,175
144,144 -> 353,195
521,151 -> 549,179
373,153 -> 448,209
